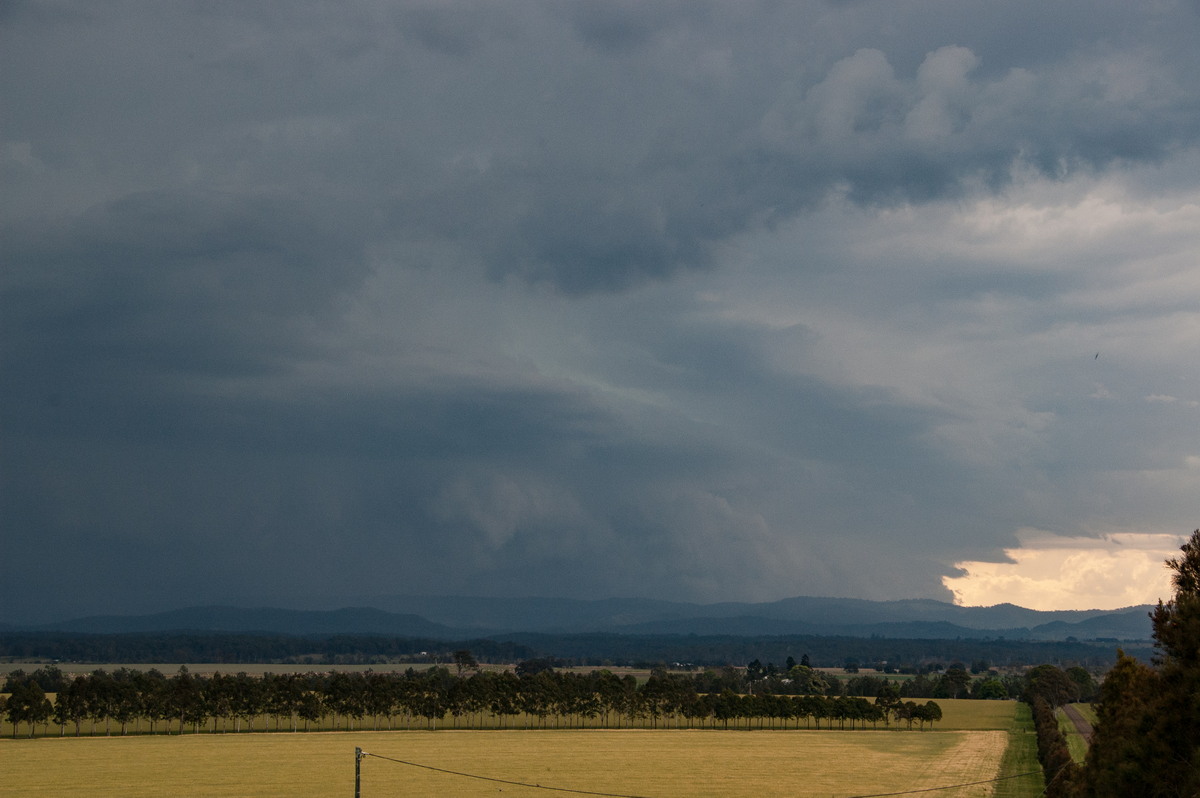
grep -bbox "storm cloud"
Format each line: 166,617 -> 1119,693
3,0 -> 1199,621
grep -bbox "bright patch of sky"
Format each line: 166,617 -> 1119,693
944,530 -> 1188,611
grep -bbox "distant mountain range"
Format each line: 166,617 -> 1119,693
362,594 -> 1154,640
6,606 -> 459,638
3,595 -> 1156,642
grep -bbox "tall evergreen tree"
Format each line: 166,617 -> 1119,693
1078,650 -> 1157,796
1142,529 -> 1200,795
1077,529 -> 1200,797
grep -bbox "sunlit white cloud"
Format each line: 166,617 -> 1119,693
943,530 -> 1187,611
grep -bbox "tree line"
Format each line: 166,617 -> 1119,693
7,643 -> 1073,740
747,657 -> 1095,703
1029,695 -> 1079,797
2,663 -> 948,738
1013,529 -> 1200,798
0,630 -> 1149,671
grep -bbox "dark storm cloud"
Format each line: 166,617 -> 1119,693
2,190 -> 363,409
3,0 -> 1200,620
10,1 -> 1194,291
411,0 -> 1198,291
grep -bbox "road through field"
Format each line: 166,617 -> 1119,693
1,728 -> 1018,798
1061,704 -> 1094,743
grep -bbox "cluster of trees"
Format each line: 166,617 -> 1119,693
1022,663 -> 1098,706
1066,529 -> 1200,797
1012,660 -> 1100,797
745,657 -> 1090,702
1005,529 -> 1200,797
2,664 -> 944,738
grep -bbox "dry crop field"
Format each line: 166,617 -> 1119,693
2,728 -> 1021,798
0,700 -> 1039,797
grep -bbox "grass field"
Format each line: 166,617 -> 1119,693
993,702 -> 1042,798
931,699 -> 1022,730
0,700 -> 1039,797
1,727 -> 1024,798
1071,703 -> 1097,725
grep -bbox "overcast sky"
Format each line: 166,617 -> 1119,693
3,1 -> 1199,623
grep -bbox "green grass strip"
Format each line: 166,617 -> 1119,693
994,702 -> 1043,798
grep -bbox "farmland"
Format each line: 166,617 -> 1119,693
0,699 -> 1039,797
2,727 -> 1023,798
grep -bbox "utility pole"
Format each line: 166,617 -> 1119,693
355,747 -> 366,798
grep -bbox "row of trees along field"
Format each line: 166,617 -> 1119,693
2,664 -> 948,737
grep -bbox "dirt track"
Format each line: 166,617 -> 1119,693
1062,704 -> 1094,743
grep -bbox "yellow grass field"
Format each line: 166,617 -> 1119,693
993,702 -> 1041,798
1,727 -> 1020,798
928,698 -> 1019,730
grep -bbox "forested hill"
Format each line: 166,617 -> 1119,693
9,596 -> 1155,642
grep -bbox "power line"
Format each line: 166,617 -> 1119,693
361,751 -> 658,798
842,768 -> 1044,797
362,749 -> 1045,798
